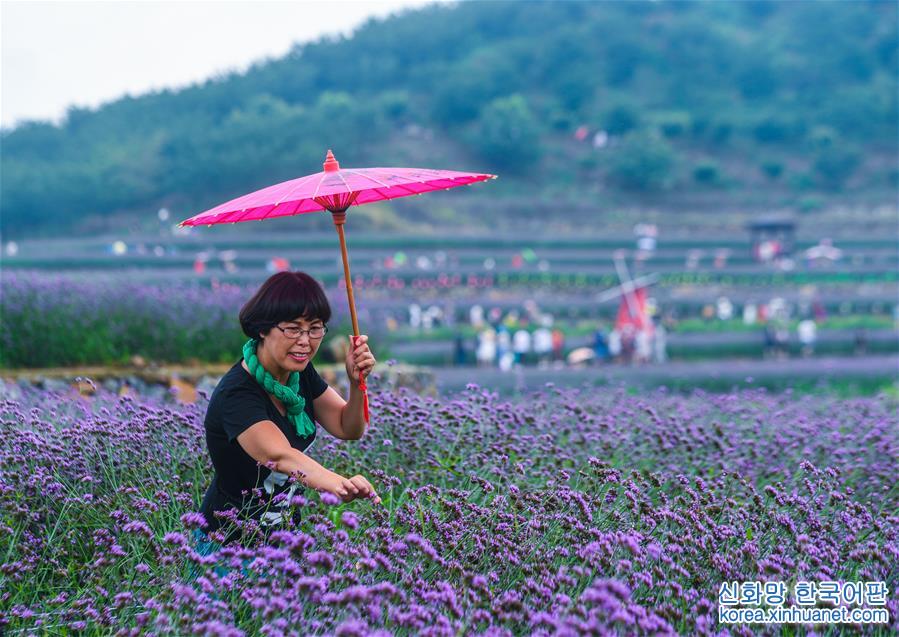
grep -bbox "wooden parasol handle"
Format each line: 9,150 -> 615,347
330,211 -> 359,337
330,209 -> 369,424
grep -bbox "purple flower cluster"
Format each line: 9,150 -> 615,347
0,383 -> 896,635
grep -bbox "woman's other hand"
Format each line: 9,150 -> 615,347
347,474 -> 381,504
320,471 -> 381,504
345,335 -> 376,384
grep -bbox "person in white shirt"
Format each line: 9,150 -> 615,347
608,329 -> 622,362
797,319 -> 817,357
476,328 -> 497,368
635,329 -> 652,364
512,329 -> 532,366
533,324 -> 553,367
653,323 -> 668,363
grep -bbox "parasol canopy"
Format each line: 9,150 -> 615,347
179,151 -> 495,226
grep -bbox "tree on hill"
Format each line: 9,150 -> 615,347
472,95 -> 542,174
607,133 -> 677,192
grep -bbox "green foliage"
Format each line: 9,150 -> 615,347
808,125 -> 839,149
692,160 -> 720,185
753,115 -> 804,144
788,172 -> 816,192
377,90 -> 412,122
546,102 -> 574,132
710,120 -> 734,145
471,94 -> 542,173
654,111 -> 692,139
539,33 -> 598,111
760,159 -> 784,181
887,166 -> 899,190
431,71 -> 490,125
813,145 -> 862,190
607,132 -> 677,191
576,152 -> 599,171
798,195 -> 825,213
737,60 -> 779,99
604,39 -> 644,87
602,103 -> 641,135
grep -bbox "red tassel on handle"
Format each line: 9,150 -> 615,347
351,335 -> 370,425
358,375 -> 370,425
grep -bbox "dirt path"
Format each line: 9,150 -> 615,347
3,356 -> 895,399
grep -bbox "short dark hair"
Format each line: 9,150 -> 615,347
239,271 -> 331,339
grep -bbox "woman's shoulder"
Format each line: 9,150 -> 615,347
299,360 -> 329,399
300,359 -> 320,378
299,360 -> 325,384
204,361 -> 272,427
210,360 -> 263,402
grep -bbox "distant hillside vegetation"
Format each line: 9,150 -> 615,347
1,0 -> 896,238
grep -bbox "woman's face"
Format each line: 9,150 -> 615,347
260,316 -> 326,373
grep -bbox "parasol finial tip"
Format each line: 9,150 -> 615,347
323,149 -> 340,172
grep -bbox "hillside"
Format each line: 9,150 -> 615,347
1,0 -> 896,238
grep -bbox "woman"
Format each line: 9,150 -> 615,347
198,271 -> 379,546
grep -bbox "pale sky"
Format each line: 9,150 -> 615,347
0,0 -> 439,129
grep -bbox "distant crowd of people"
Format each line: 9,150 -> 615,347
590,323 -> 668,366
400,297 -> 892,369
464,321 -> 669,370
468,319 -> 566,371
452,308 -> 670,370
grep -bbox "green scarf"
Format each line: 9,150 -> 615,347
242,339 -> 316,437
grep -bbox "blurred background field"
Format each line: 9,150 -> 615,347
3,4 -> 896,386
2,222 -> 896,395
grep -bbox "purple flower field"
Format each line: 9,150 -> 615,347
1,383 -> 897,635
0,272 -> 250,367
0,272 -> 353,369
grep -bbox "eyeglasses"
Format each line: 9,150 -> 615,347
274,324 -> 328,340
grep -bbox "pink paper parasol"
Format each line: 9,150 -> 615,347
180,150 -> 496,422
